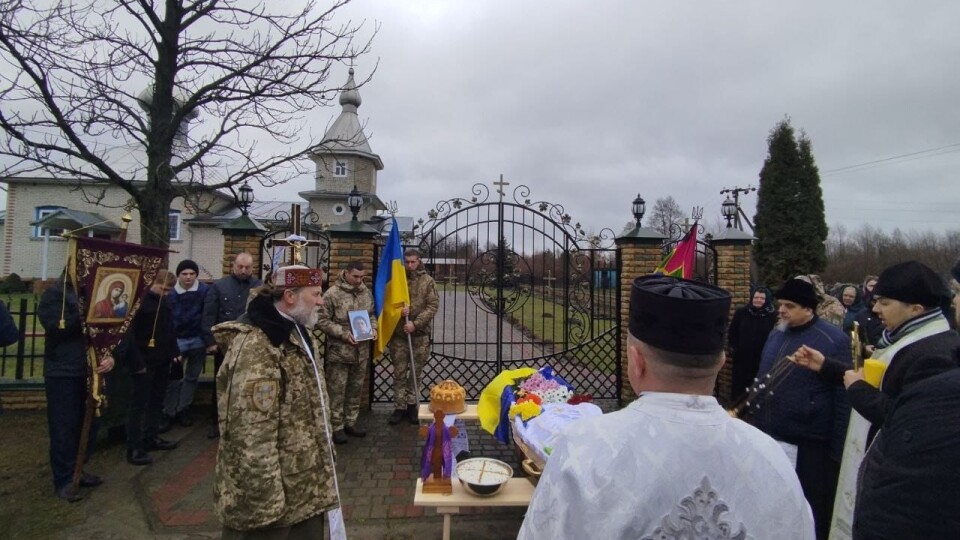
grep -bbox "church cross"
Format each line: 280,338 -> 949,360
542,271 -> 556,290
269,204 -> 324,266
493,174 -> 509,202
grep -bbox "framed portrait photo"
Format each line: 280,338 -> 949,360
348,310 -> 374,342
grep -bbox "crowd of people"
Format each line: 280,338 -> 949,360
28,245 -> 960,539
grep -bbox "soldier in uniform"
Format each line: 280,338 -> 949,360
387,249 -> 439,425
213,265 -> 339,539
317,261 -> 377,444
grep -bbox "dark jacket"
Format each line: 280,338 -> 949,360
168,282 -> 210,340
820,329 -> 960,439
728,289 -> 777,401
750,316 -> 852,452
131,291 -> 179,367
855,295 -> 884,350
853,369 -> 960,539
0,300 -> 17,347
37,280 -> 87,378
202,274 -> 263,347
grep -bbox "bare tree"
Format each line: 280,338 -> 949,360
649,196 -> 684,237
0,0 -> 374,247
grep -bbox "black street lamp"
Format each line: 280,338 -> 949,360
721,195 -> 736,228
238,180 -> 254,216
632,194 -> 646,226
347,185 -> 364,221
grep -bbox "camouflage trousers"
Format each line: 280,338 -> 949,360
325,359 -> 369,431
388,334 -> 429,408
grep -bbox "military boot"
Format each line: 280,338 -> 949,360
388,409 -> 405,425
406,404 -> 420,424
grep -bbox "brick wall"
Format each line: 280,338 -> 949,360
713,238 -> 754,406
221,232 -> 264,277
615,235 -> 664,404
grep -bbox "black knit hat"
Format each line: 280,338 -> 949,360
629,275 -> 731,355
874,260 -> 949,308
776,278 -> 818,310
175,259 -> 199,276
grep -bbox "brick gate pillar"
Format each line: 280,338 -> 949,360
615,225 -> 667,405
220,215 -> 267,277
710,227 -> 754,406
327,220 -> 380,411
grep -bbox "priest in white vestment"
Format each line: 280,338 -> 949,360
518,275 -> 815,540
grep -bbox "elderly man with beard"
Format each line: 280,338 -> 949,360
749,278 -> 851,540
213,265 -> 341,540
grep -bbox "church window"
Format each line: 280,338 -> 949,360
334,160 -> 348,177
333,204 -> 346,216
33,206 -> 66,238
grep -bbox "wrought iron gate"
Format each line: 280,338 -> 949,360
660,222 -> 718,285
371,183 -> 620,402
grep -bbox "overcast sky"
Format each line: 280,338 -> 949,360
301,0 -> 960,237
5,0 -> 959,238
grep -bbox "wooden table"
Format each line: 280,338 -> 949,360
418,403 -> 480,422
414,477 -> 534,540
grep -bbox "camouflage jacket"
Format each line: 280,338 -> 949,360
317,271 -> 376,365
392,266 -> 439,339
806,274 -> 845,328
212,295 -> 337,531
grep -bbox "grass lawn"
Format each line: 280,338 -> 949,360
507,295 -> 617,373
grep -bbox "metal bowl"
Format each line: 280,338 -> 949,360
456,457 -> 513,497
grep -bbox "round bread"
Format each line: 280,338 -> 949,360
429,379 -> 467,414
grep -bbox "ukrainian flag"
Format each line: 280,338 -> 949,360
374,218 -> 410,356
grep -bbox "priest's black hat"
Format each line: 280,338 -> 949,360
874,260 -> 949,308
776,278 -> 818,310
629,275 -> 731,355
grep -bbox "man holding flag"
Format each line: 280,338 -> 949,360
374,219 -> 439,425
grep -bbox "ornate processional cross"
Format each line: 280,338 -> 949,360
269,204 -> 325,267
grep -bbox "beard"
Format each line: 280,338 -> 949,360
288,295 -> 319,327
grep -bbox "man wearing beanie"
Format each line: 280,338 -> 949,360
162,259 -> 210,429
749,277 -> 851,540
519,276 -> 814,540
790,260 -> 960,538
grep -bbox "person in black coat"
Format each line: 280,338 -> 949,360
37,275 -> 116,501
853,367 -> 960,539
727,286 -> 776,402
125,269 -> 181,465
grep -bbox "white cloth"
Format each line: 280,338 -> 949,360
828,316 -> 950,540
514,402 -> 604,465
518,392 -> 815,540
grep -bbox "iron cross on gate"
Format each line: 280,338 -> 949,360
270,204 -> 324,266
493,174 -> 509,201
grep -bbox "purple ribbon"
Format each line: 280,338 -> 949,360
420,419 -> 453,481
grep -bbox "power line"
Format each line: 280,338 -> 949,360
822,143 -> 960,176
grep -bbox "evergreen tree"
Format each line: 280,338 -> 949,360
753,119 -> 829,287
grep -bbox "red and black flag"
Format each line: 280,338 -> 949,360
653,223 -> 698,279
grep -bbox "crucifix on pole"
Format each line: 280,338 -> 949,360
268,204 -> 325,268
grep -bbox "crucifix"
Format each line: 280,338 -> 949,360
493,174 -> 509,202
269,204 -> 325,267
543,270 -> 556,290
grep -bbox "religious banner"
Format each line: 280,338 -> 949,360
68,236 -> 167,383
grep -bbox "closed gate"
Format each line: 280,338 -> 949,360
371,182 -> 620,402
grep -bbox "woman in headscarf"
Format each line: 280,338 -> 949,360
727,286 -> 777,402
840,284 -> 864,333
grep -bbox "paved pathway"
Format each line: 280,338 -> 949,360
50,405 -> 534,539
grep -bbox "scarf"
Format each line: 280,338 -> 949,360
876,309 -> 945,349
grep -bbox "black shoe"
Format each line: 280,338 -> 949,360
207,424 -> 220,439
332,430 -> 348,445
344,424 -> 366,438
56,484 -> 83,502
158,414 -> 173,434
176,411 -> 194,427
144,436 -> 178,451
78,472 -> 103,488
406,404 -> 420,424
126,449 -> 153,466
388,409 -> 405,425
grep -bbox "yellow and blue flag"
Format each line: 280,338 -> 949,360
374,218 -> 410,356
